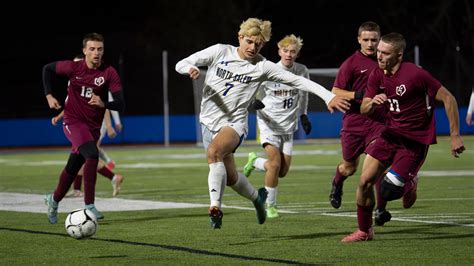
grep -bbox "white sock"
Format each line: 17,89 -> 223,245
208,162 -> 226,208
265,186 -> 277,206
254,158 -> 267,171
231,173 -> 258,201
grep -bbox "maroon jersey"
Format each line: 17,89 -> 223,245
334,50 -> 385,131
56,60 -> 122,130
366,62 -> 442,145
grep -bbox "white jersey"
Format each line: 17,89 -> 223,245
257,61 -> 309,134
175,43 -> 335,132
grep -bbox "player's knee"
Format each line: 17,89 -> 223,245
65,153 -> 85,175
78,141 -> 99,159
339,163 -> 356,177
380,171 -> 405,201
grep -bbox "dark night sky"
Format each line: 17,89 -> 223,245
3,0 -> 473,118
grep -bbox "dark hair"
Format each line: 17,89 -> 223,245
358,21 -> 381,36
381,32 -> 406,53
82,33 -> 104,48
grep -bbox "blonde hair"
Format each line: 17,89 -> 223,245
277,34 -> 304,53
238,18 -> 272,43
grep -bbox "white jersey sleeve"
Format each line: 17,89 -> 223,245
468,90 -> 474,115
261,61 -> 335,105
175,44 -> 221,75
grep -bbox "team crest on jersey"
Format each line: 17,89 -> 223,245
396,84 -> 406,96
94,77 -> 105,86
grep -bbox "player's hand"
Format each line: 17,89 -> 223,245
251,99 -> 265,110
107,126 -> 117,138
88,93 -> 105,108
46,94 -> 61,110
188,68 -> 200,80
300,114 -> 312,135
466,113 -> 472,126
115,123 -> 123,132
51,116 -> 60,126
450,134 -> 465,158
372,93 -> 387,105
327,96 -> 350,113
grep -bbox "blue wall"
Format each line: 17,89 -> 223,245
1,107 -> 473,147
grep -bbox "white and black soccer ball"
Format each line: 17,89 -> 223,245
65,208 -> 98,239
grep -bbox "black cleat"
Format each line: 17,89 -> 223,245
329,181 -> 343,209
374,209 -> 392,226
209,207 -> 223,229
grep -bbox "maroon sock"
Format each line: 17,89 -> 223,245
53,169 -> 76,202
375,174 -> 387,210
357,204 -> 374,233
333,166 -> 348,186
83,159 -> 98,205
73,175 -> 83,190
98,166 -> 114,180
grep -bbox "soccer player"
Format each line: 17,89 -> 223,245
328,21 -> 391,225
176,18 -> 350,229
242,34 -> 312,219
465,89 -> 474,126
43,33 -> 125,224
342,32 -> 465,242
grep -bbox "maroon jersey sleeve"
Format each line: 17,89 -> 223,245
55,60 -> 75,77
366,68 -> 383,99
106,67 -> 122,93
333,56 -> 353,89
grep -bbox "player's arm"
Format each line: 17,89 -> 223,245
360,93 -> 387,115
264,62 -> 350,113
435,86 -> 465,157
332,87 -> 364,101
89,91 -> 125,112
466,91 -> 474,126
175,44 -> 220,80
51,110 -> 64,126
104,110 -> 117,138
42,62 -> 61,110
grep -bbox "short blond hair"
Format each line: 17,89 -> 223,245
277,34 -> 303,53
238,18 -> 272,43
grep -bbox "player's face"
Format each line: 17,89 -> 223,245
238,35 -> 265,60
377,40 -> 400,72
278,44 -> 298,68
358,31 -> 379,57
83,41 -> 104,69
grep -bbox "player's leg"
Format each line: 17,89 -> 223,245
330,130 -> 364,209
262,144 -> 282,218
342,154 -> 385,242
374,169 -> 392,226
78,140 -> 103,220
45,152 -> 85,224
96,159 -> 124,196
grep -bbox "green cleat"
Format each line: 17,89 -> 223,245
44,194 -> 58,224
243,152 -> 257,177
253,187 -> 268,224
266,205 -> 279,219
209,206 -> 223,229
85,204 -> 104,220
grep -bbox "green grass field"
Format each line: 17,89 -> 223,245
1,137 -> 473,265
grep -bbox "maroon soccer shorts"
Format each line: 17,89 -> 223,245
63,122 -> 100,154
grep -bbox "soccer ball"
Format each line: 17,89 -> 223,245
65,208 -> 98,239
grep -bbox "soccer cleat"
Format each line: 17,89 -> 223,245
44,194 -> 58,224
266,205 -> 279,219
374,209 -> 392,226
106,160 -> 116,171
243,152 -> 257,177
112,174 -> 124,197
341,227 -> 374,243
85,204 -> 104,220
253,187 -> 268,224
209,206 -> 223,229
403,181 -> 418,209
329,180 -> 343,209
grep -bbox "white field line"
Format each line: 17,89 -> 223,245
321,212 -> 474,227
